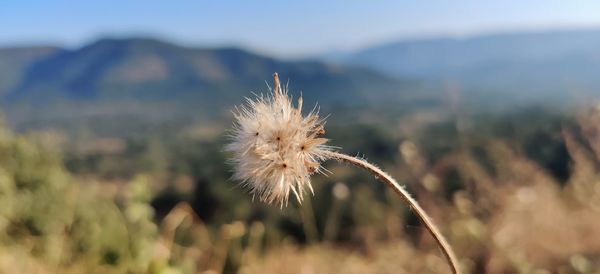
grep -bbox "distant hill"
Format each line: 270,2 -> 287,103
335,29 -> 600,104
7,30 -> 600,132
0,38 -> 427,132
0,46 -> 61,96
2,37 -> 416,111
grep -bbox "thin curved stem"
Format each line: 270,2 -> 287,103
324,150 -> 460,274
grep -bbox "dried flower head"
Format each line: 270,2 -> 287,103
227,73 -> 332,205
226,73 -> 459,273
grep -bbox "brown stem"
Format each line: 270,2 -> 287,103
324,150 -> 460,274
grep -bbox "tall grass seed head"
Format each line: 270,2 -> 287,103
227,73 -> 332,206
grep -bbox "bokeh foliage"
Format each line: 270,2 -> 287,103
0,119 -> 160,273
1,105 -> 600,273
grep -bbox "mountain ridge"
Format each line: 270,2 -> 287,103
323,28 -> 600,107
5,29 -> 600,131
336,28 -> 600,73
0,37 -> 420,130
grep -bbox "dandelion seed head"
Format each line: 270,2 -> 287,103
227,73 -> 332,206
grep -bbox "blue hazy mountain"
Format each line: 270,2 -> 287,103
0,46 -> 61,96
0,38 -> 427,130
2,38 -> 412,110
336,29 -> 600,103
4,29 -> 600,131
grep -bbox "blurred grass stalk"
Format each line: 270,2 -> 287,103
323,182 -> 349,242
299,195 -> 319,244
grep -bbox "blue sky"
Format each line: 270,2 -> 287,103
2,1 -> 600,57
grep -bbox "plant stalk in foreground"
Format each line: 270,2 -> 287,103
324,150 -> 460,274
227,72 -> 460,273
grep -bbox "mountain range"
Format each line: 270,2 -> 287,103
16,39 -> 413,102
0,38 -> 416,127
333,29 -> 600,104
2,29 -> 600,131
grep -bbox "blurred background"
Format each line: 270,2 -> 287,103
2,1 -> 600,273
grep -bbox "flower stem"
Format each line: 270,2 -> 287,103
324,150 -> 460,274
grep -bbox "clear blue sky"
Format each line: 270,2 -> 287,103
2,0 -> 600,57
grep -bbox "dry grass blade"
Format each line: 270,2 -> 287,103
324,150 -> 461,274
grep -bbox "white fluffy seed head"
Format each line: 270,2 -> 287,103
226,73 -> 332,206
